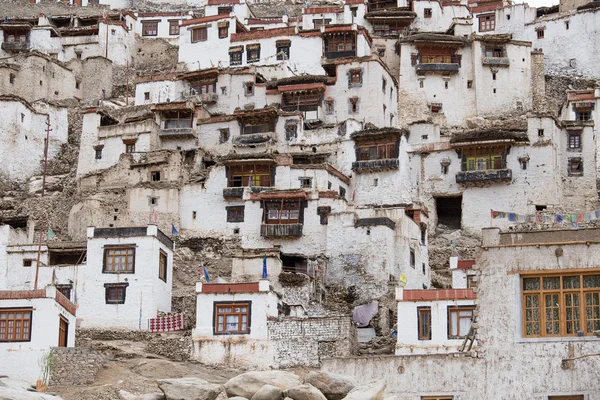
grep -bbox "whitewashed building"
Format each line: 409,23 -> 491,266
0,286 -> 76,384
0,224 -> 174,331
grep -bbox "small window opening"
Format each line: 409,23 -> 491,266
535,205 -> 547,211
410,248 -> 416,268
150,197 -> 158,206
299,177 -> 312,189
444,81 -> 449,89
520,159 -> 528,170
339,186 -> 346,199
436,196 -> 462,229
233,228 -> 240,234
151,171 -> 161,181
23,259 -> 33,267
538,129 -> 544,137
441,165 -> 448,174
193,211 -> 197,219
419,80 -> 424,88
373,178 -> 379,186
492,72 -> 497,80
467,80 -> 473,88
144,92 -> 150,100
9,73 -> 15,84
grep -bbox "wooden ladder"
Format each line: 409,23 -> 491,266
459,325 -> 477,352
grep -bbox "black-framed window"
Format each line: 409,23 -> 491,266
276,41 -> 290,60
104,283 -> 129,304
159,250 -> 167,282
227,206 -> 245,222
0,308 -> 32,342
213,301 -> 251,334
568,132 -> 581,150
247,44 -> 260,63
418,306 -> 431,340
103,246 -> 136,273
229,49 -> 242,65
568,157 -> 583,176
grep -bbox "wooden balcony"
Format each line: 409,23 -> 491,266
416,63 -> 459,74
352,158 -> 399,173
482,57 -> 510,67
456,169 -> 512,183
260,223 -> 303,237
159,127 -> 196,139
1,41 -> 30,52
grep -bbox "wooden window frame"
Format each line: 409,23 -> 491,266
159,250 -> 167,282
227,163 -> 273,187
141,21 -> 158,37
103,246 -> 136,273
324,32 -> 356,56
576,110 -> 591,121
313,18 -> 331,28
522,272 -> 600,338
418,306 -> 432,340
349,69 -> 362,86
325,98 -> 335,114
0,308 -> 32,342
191,27 -> 207,43
424,8 -> 432,18
356,140 -> 398,161
479,14 -> 495,32
218,6 -> 233,14
537,28 -> 545,39
467,275 -> 478,289
218,26 -> 229,39
447,305 -> 475,339
104,283 -> 129,304
226,206 -> 245,222
213,301 -> 251,335
168,20 -> 180,35
264,199 -> 302,225
461,145 -> 507,172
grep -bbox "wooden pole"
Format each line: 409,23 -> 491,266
34,116 -> 51,290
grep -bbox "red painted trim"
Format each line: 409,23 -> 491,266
55,291 -> 77,316
402,289 -> 476,301
231,26 -> 296,41
0,289 -> 46,299
202,282 -> 260,293
303,7 -> 343,14
345,0 -> 366,4
278,83 -> 326,92
457,260 -> 476,270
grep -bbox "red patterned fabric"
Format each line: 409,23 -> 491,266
148,313 -> 184,332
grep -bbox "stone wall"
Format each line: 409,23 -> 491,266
144,332 -> 193,361
48,347 -> 106,386
267,316 -> 357,368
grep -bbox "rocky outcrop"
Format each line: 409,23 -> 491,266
156,377 -> 223,400
283,384 -> 327,400
303,371 -> 356,400
250,384 -> 283,400
0,377 -> 64,399
224,371 -> 303,399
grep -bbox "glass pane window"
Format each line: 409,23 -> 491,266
104,247 -> 135,273
522,272 -> 600,337
214,302 -> 250,334
448,307 -> 474,339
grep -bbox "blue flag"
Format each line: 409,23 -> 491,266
262,254 -> 268,279
203,265 -> 210,283
171,223 -> 178,236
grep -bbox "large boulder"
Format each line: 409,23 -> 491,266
304,372 -> 356,400
0,377 -> 63,400
342,380 -> 386,400
156,377 -> 223,400
251,385 -> 283,400
283,384 -> 327,400
225,371 -> 302,399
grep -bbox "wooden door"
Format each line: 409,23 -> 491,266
58,316 -> 68,347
